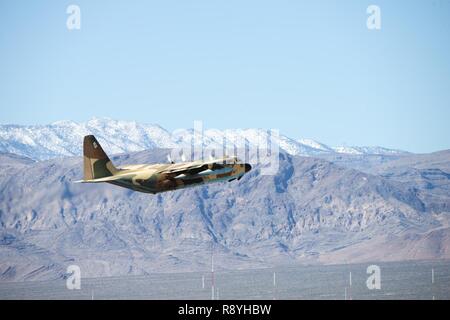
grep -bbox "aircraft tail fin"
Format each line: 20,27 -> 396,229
83,135 -> 118,180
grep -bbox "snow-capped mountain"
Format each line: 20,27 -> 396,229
332,145 -> 408,155
0,118 -> 408,161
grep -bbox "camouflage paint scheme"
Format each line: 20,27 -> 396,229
77,135 -> 252,194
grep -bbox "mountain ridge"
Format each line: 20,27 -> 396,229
0,118 -> 409,161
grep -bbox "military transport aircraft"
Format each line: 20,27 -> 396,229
76,135 -> 252,194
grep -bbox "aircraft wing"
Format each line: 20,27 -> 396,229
162,164 -> 209,176
159,159 -> 227,176
73,173 -> 136,183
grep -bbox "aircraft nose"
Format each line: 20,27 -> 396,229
244,163 -> 252,172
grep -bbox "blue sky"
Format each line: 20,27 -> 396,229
0,0 -> 449,153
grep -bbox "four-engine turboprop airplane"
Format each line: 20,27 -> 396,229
76,135 -> 252,194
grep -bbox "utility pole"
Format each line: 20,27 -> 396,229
211,244 -> 215,300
